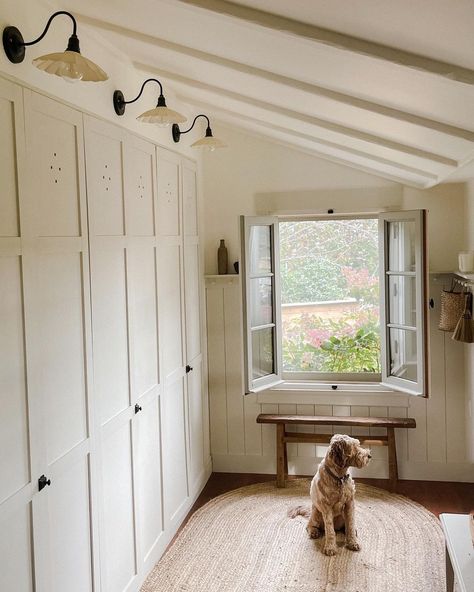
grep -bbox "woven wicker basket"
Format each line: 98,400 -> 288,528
439,290 -> 467,332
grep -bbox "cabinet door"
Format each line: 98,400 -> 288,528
182,160 -> 206,492
0,78 -> 36,592
124,135 -> 164,574
84,117 -> 138,592
22,91 -> 98,592
156,148 -> 189,531
85,119 -> 165,589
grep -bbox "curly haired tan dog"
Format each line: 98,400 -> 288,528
305,434 -> 371,555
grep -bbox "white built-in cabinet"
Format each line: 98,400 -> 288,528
0,77 -> 209,592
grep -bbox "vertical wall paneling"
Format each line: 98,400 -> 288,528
206,283 -> 228,455
445,338 -> 467,462
23,90 -> 97,592
205,279 -> 470,481
296,404 -> 316,458
426,280 -> 447,462
223,282 -> 246,455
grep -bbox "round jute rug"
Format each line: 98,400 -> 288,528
141,479 -> 445,592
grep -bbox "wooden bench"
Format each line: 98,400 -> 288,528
256,414 -> 416,490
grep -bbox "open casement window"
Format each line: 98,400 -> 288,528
379,210 -> 428,396
241,216 -> 283,393
241,211 -> 428,396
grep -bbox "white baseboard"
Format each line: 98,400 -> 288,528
211,453 -> 474,483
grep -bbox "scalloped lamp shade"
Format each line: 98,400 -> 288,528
32,50 -> 108,82
191,135 -> 227,151
137,106 -> 187,126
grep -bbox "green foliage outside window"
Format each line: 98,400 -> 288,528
280,219 -> 380,374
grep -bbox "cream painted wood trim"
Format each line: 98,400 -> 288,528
178,0 -> 474,85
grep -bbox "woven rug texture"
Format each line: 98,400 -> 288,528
141,479 -> 445,592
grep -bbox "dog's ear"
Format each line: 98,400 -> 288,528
329,435 -> 346,468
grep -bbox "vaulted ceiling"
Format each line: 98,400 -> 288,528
70,0 -> 474,187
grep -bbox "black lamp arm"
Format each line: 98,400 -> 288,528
180,114 -> 211,135
123,78 -> 164,105
22,11 -> 77,47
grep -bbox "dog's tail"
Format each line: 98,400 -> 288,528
287,505 -> 310,519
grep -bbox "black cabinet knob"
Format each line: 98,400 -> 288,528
134,403 -> 142,414
38,474 -> 51,492
186,365 -> 193,373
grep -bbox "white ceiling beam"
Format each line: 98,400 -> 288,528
178,97 -> 436,188
76,13 -> 474,142
135,62 -> 458,169
177,0 -> 474,85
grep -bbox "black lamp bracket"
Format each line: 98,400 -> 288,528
172,114 -> 211,143
3,11 -> 78,64
113,78 -> 165,117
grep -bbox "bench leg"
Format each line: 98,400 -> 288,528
276,424 -> 286,488
387,427 -> 398,491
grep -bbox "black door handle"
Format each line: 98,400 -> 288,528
186,365 -> 193,373
38,474 -> 51,492
134,403 -> 142,414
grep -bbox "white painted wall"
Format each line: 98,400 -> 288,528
203,124 -> 474,482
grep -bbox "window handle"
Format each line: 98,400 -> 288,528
186,365 -> 193,373
134,403 -> 142,414
38,474 -> 51,492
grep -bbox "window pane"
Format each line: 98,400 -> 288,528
280,219 -> 380,374
389,328 -> 417,382
388,276 -> 416,327
388,221 -> 416,272
249,225 -> 271,274
250,277 -> 273,327
252,328 -> 274,379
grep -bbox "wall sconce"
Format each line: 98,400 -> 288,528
113,78 -> 186,127
2,11 -> 108,82
172,114 -> 226,151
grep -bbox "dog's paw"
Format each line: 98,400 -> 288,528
306,525 -> 321,539
345,540 -> 361,552
323,545 -> 337,556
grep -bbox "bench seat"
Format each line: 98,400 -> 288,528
256,414 -> 416,489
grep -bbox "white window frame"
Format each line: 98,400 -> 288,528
241,216 -> 283,393
379,210 -> 428,396
241,211 -> 428,396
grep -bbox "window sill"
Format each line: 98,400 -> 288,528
255,381 -> 410,407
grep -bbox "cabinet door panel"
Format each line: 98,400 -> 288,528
101,422 -> 137,592
182,165 -> 198,237
127,245 -> 159,398
0,502 -> 35,592
156,153 -> 180,237
158,244 -> 183,373
0,256 -> 30,503
125,142 -> 155,237
35,252 -> 88,464
26,95 -> 82,238
0,89 -> 21,236
162,379 -> 188,521
84,125 -> 125,237
187,362 -> 204,488
135,398 -> 163,562
184,244 -> 201,362
46,456 -> 93,592
91,247 -> 130,424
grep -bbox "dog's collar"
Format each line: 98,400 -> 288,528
325,465 -> 350,486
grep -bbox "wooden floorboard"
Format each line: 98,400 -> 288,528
167,472 -> 474,551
